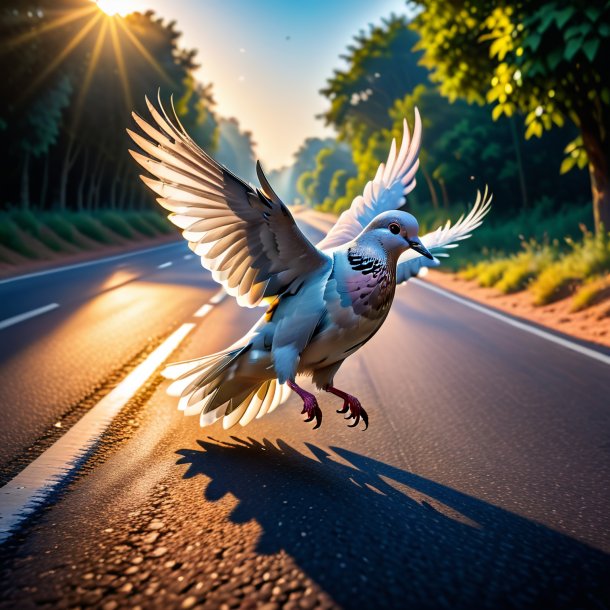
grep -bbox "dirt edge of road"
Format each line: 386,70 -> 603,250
0,233 -> 180,280
425,270 -> 610,349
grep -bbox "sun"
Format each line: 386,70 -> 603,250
95,0 -> 134,17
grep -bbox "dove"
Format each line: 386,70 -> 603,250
127,95 -> 492,431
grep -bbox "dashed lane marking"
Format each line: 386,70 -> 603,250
0,303 -> 59,331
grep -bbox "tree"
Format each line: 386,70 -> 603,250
320,15 -> 428,142
410,1 -> 610,231
297,143 -> 356,208
268,138 -> 337,204
215,117 -> 256,183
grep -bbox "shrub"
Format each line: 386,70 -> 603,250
45,214 -> 79,245
530,230 -> 610,305
0,217 -> 38,258
459,261 -> 489,281
12,210 -> 65,252
124,212 -> 158,237
571,275 -> 610,312
494,243 -> 555,294
97,211 -> 134,238
68,213 -> 112,244
141,212 -> 173,235
475,259 -> 512,287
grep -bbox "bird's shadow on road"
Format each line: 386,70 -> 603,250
176,437 -> 610,610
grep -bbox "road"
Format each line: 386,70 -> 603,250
0,210 -> 609,610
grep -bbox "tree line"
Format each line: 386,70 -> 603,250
0,0 -> 255,214
278,7 -> 607,233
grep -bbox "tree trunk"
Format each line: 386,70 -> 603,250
579,113 -> 610,233
87,150 -> 104,211
21,152 -> 30,210
58,137 -> 80,211
509,116 -> 528,210
39,154 -> 49,209
77,150 -> 90,212
422,168 -> 439,209
438,178 -> 450,208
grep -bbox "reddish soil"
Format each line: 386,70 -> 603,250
426,270 -> 610,349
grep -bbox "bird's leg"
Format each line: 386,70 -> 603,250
325,386 -> 368,430
287,380 -> 322,429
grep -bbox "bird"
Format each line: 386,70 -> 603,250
127,94 -> 492,431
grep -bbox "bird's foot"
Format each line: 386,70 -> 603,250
287,380 -> 322,429
326,386 -> 368,430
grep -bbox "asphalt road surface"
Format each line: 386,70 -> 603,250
0,211 -> 609,610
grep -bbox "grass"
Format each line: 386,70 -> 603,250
141,212 -> 173,234
0,208 -> 174,267
571,275 -> 610,312
97,211 -> 135,239
530,230 -> 610,305
11,210 -> 65,252
459,227 -> 610,311
414,198 -> 591,270
45,214 -> 79,245
494,243 -> 555,294
0,217 -> 38,258
123,212 -> 158,237
69,213 -> 113,244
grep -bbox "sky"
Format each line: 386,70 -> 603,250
126,0 -> 412,169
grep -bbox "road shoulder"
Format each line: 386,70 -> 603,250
426,269 -> 610,349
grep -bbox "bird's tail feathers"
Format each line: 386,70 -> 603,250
162,346 -> 290,429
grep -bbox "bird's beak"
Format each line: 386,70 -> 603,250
408,236 -> 433,260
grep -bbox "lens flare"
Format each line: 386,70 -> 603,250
96,0 -> 133,17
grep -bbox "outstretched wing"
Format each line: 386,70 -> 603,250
127,95 -> 328,307
396,187 -> 493,283
316,109 -> 422,251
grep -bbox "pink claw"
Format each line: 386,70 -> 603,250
326,386 -> 369,430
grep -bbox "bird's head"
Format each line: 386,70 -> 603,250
361,211 -> 433,259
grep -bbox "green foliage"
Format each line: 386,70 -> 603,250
494,244 -> 555,294
320,16 -> 428,141
123,213 -> 159,237
141,212 -> 173,235
571,276 -> 610,312
97,212 -> 134,239
530,230 -> 610,304
12,210 -> 65,251
68,214 -> 112,244
215,118 -> 257,183
46,214 -> 79,245
298,144 -> 356,208
476,259 -> 513,287
410,0 -> 610,231
0,217 -> 37,258
18,76 -> 72,159
0,1 -> 222,214
269,138 -> 337,204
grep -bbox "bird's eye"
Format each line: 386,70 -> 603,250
388,222 -> 400,235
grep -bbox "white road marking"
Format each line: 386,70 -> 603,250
157,261 -> 173,269
0,322 -> 195,543
194,303 -> 213,318
0,242 -> 180,286
414,280 -> 610,367
209,289 -> 227,305
183,254 -> 194,260
0,303 -> 59,331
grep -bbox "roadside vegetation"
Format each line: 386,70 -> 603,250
0,209 -> 173,264
452,212 -> 610,312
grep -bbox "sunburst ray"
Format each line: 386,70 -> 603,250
109,17 -> 132,111
18,11 -> 103,103
2,4 -> 98,53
